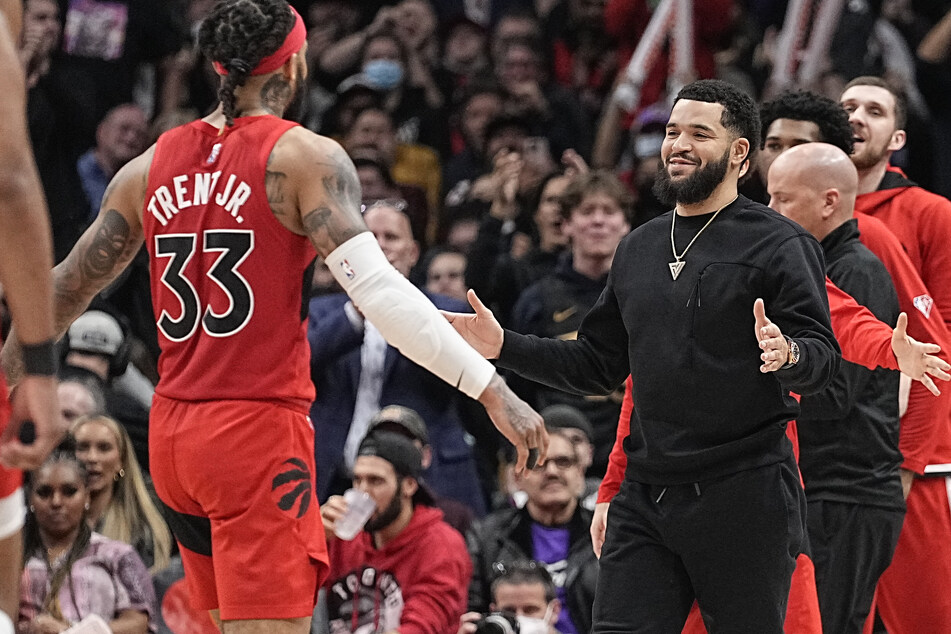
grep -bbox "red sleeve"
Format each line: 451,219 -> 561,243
399,527 -> 472,634
827,278 -> 897,371
856,214 -> 951,473
597,376 -> 633,503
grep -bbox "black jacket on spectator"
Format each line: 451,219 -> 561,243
466,215 -> 562,328
509,254 -> 621,476
466,504 -> 597,633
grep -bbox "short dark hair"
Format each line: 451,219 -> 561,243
674,79 -> 761,172
843,75 -> 907,130
490,560 -> 556,604
558,170 -> 634,223
760,91 -> 854,155
198,0 -> 297,126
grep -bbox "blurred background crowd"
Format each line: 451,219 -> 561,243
7,0 -> 951,632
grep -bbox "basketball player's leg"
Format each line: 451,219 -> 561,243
155,397 -> 330,624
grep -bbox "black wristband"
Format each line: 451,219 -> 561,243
21,339 -> 58,376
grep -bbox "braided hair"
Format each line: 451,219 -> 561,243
23,449 -> 93,623
198,0 -> 296,126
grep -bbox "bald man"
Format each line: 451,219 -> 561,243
0,0 -> 60,631
769,143 -> 905,634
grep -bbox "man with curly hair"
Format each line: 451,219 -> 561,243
0,1 -> 550,632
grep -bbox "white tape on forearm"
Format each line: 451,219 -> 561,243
0,487 -> 25,541
326,232 -> 495,399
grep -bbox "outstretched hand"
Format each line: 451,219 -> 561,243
441,289 -> 504,359
478,374 -> 549,475
891,312 -> 951,396
754,298 -> 789,373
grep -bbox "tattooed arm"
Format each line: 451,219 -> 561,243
1,149 -> 151,386
264,128 -> 366,254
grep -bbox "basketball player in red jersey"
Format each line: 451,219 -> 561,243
0,0 -> 63,631
0,1 -> 546,632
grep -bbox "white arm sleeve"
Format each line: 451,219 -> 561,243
325,232 -> 496,399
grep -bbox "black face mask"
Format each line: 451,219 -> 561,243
653,147 -> 731,206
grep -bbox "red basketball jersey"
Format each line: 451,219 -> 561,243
143,116 -> 315,410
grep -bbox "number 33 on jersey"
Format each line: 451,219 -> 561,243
143,116 -> 317,408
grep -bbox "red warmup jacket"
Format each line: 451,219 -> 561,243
855,167 -> 951,333
855,214 -> 951,471
325,505 -> 471,634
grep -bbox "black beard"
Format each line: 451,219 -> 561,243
364,489 -> 403,533
653,149 -> 731,206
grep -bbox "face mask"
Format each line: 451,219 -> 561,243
516,605 -> 554,634
363,59 -> 404,91
516,616 -> 549,634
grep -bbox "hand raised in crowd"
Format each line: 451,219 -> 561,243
753,298 -> 790,373
470,149 -> 522,210
590,501 -> 609,558
890,312 -> 951,396
393,0 -> 436,53
561,148 -> 589,179
492,150 -> 523,219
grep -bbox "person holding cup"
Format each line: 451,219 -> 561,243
320,431 -> 472,632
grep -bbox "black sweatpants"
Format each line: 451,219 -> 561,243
806,499 -> 905,634
593,457 -> 805,633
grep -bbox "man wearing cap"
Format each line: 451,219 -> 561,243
61,308 -> 151,471
321,431 -> 472,633
368,405 -> 475,535
540,405 -> 600,510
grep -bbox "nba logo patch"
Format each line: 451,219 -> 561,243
340,259 -> 356,280
913,294 -> 934,319
205,143 -> 222,164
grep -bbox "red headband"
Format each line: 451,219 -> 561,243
213,6 -> 306,76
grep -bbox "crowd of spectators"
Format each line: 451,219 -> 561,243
6,0 -> 951,632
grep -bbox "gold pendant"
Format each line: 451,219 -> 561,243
669,260 -> 685,280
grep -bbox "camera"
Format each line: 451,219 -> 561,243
473,612 -> 519,634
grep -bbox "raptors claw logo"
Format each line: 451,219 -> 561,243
271,458 -> 312,518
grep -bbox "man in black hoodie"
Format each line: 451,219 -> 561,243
445,79 -> 840,632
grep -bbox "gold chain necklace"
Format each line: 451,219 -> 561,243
668,196 -> 737,280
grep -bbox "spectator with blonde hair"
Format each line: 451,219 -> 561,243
71,415 -> 172,575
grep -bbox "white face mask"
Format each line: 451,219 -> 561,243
516,605 -> 554,634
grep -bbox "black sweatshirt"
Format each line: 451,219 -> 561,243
499,196 -> 840,484
798,219 -> 904,510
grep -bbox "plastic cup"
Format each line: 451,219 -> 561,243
334,488 -> 376,540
